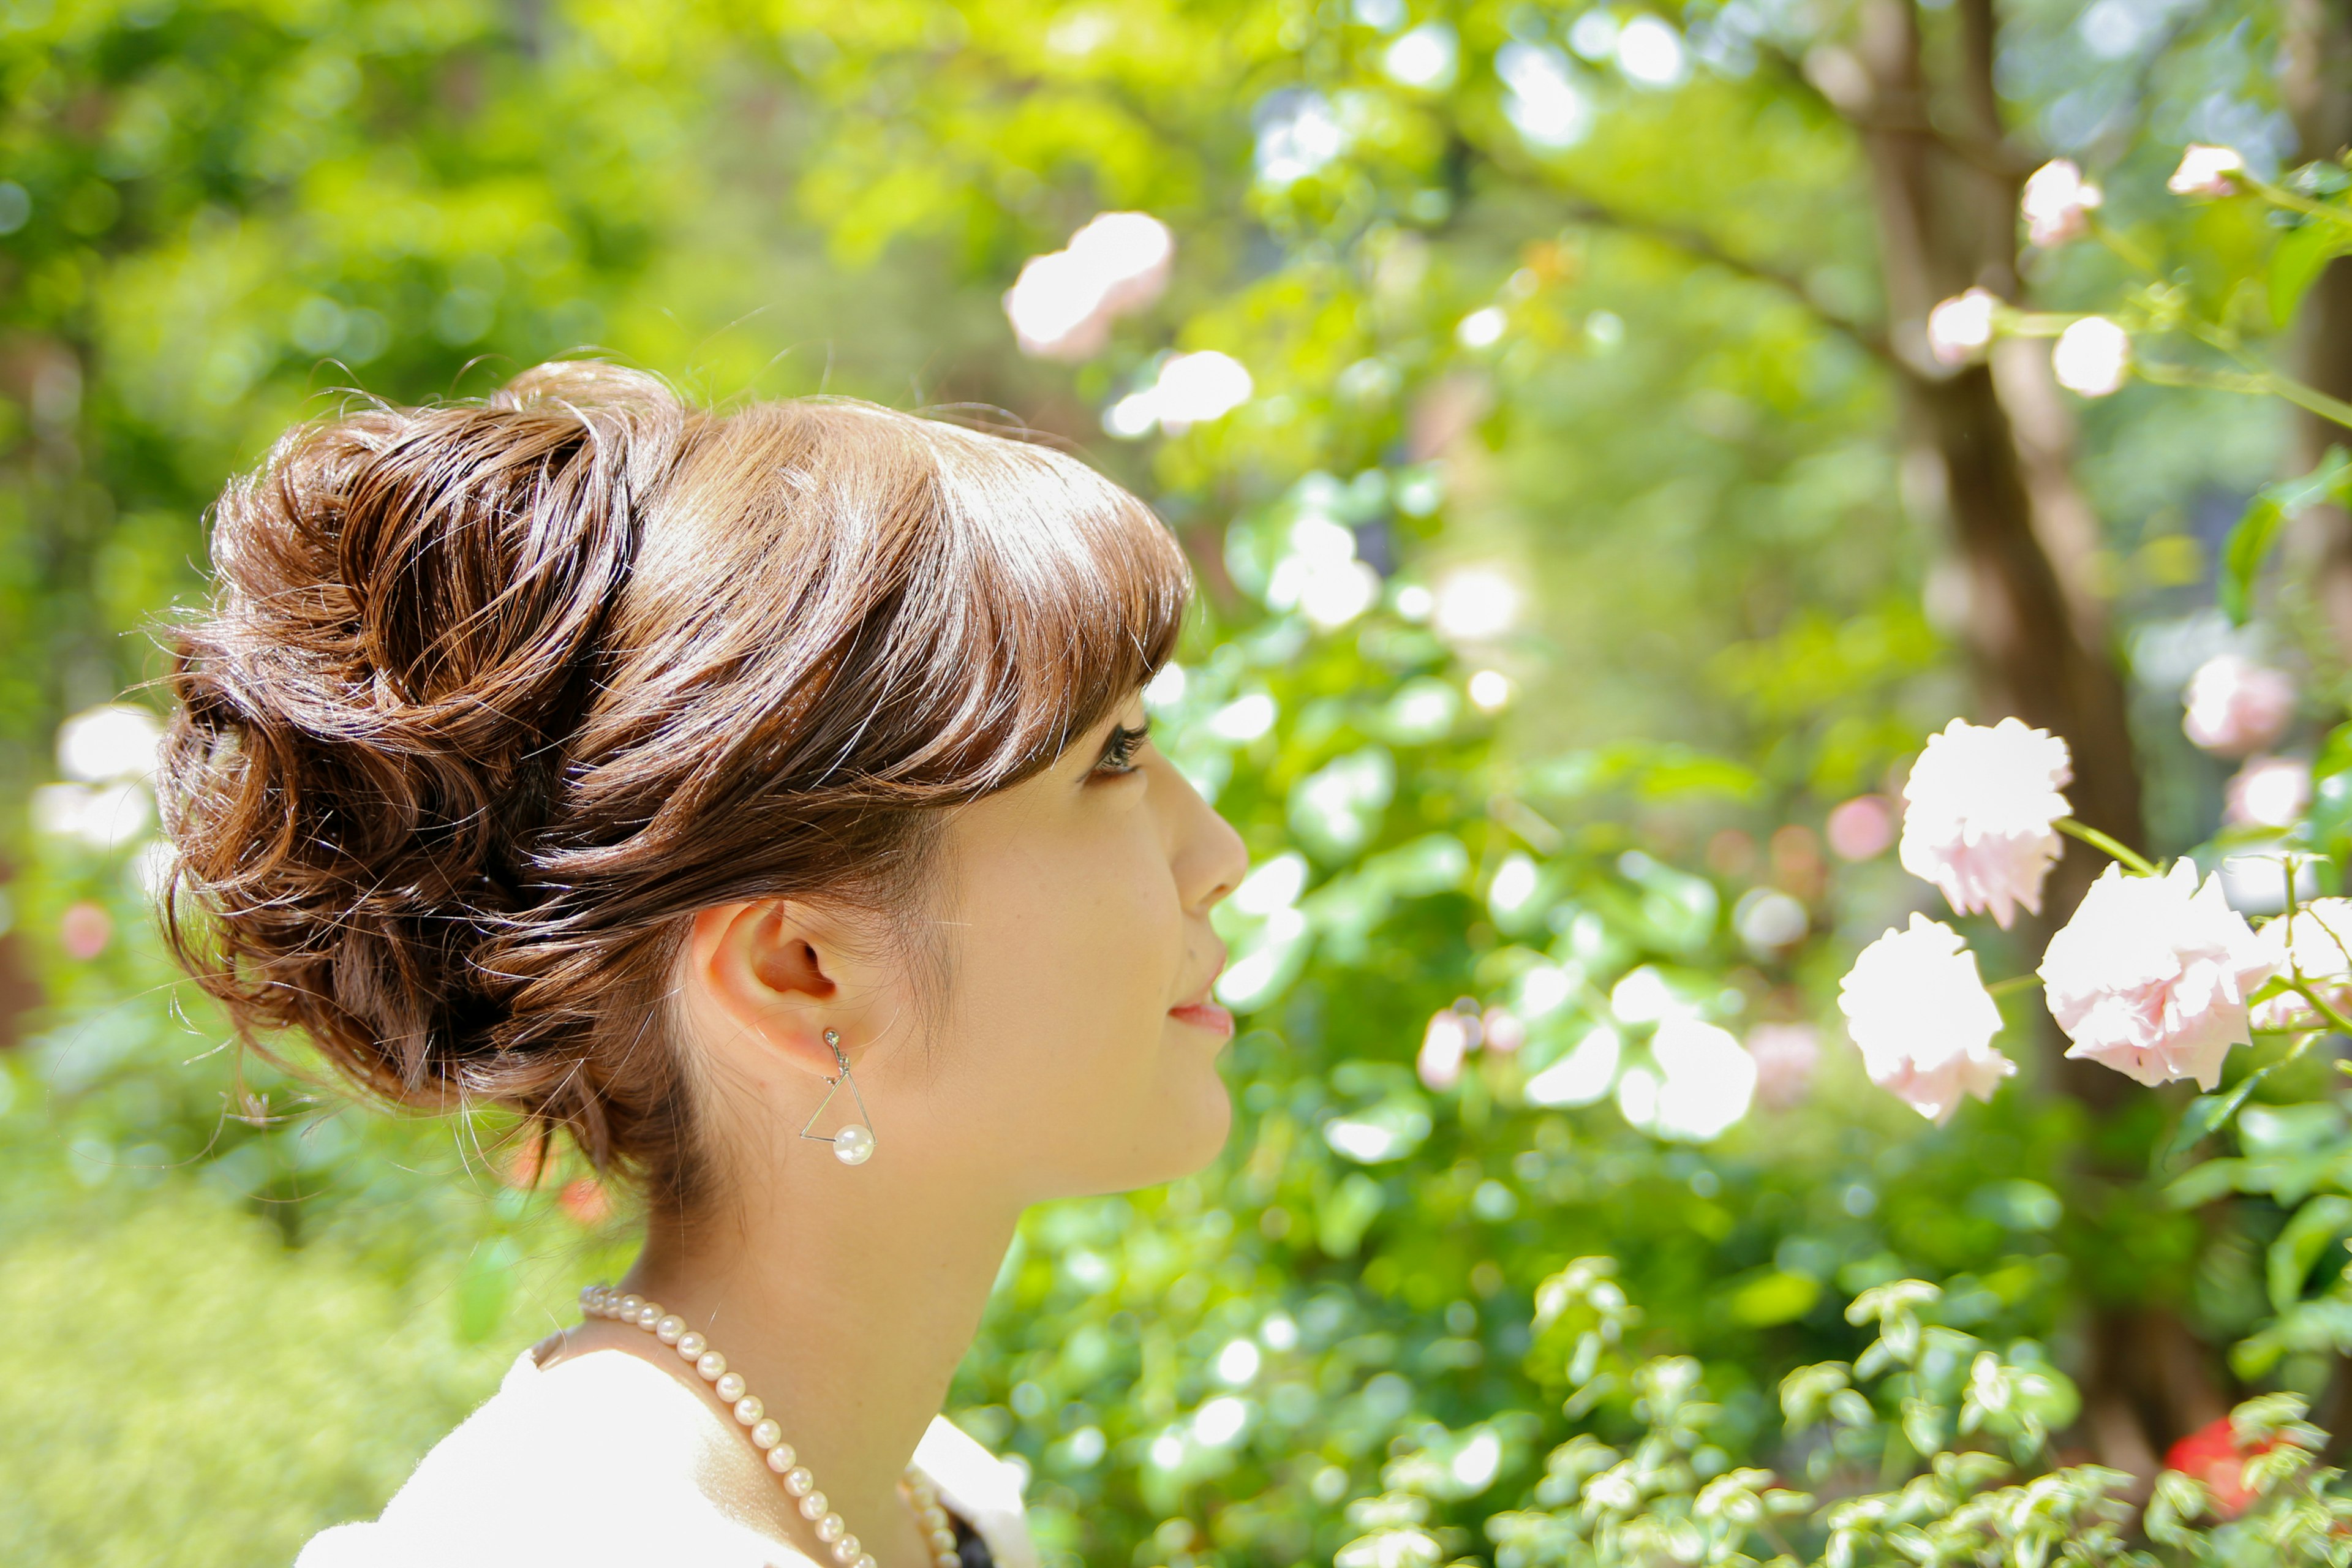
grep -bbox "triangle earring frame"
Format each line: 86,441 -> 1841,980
798,1029 -> 874,1156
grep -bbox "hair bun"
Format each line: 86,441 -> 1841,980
162,363 -> 687,1110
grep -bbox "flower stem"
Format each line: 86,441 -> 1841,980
2054,817 -> 2162,878
1985,974 -> 2043,998
2290,978 -> 2352,1038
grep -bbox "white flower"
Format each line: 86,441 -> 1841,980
1899,717 -> 2075,929
56,703 -> 162,782
2224,755 -> 2312,829
2021,159 -> 2102,247
1927,288 -> 1999,366
2182,654 -> 2295,756
1004,211 -> 1175,361
2052,317 -> 2130,397
31,780 -> 153,851
1838,914 -> 2015,1123
2038,861 -> 2277,1090
2168,144 -> 2246,198
1645,1017 -> 1756,1141
2253,898 -> 2352,1031
1430,566 -> 1521,645
1106,350 -> 1254,438
1419,1008 -> 1476,1090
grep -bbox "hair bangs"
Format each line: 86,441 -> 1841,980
900,418 -> 1190,792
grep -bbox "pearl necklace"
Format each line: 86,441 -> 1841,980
581,1284 -> 962,1568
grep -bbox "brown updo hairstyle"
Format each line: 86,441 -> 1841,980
159,362 -> 1189,1213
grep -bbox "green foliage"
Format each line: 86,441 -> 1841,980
1355,1268 -> 2352,1568
2220,450 -> 2350,625
9,2 -> 2352,1567
0,1177 -> 529,1565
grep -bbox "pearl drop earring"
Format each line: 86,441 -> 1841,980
799,1028 -> 876,1166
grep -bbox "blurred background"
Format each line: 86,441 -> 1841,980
6,0 -> 2352,1562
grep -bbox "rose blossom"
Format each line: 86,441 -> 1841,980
1926,288 -> 1997,366
2223,755 -> 2312,829
2052,316 -> 2130,396
2168,144 -> 2245,197
2182,653 -> 2295,756
2253,897 -> 2352,1031
1838,914 -> 2015,1123
1899,717 -> 2075,929
2038,861 -> 2277,1090
2020,159 -> 2102,247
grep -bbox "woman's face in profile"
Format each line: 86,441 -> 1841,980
867,695 -> 1251,1203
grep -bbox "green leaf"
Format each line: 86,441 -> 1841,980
1727,1270 -> 1822,1327
2159,1067 -> 2273,1169
2267,1195 -> 2352,1313
1317,1170 -> 1387,1257
2222,448 -> 2352,623
2272,221 -> 2350,328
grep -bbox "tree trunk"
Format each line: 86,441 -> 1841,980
2283,0 -> 2352,662
1847,0 -> 2144,869
1848,0 -> 2193,1477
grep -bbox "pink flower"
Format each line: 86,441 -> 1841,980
1839,914 -> 2015,1123
2253,898 -> 2352,1031
1419,1008 -> 1476,1090
2169,145 -> 2245,197
504,1140 -> 546,1190
1899,717 -> 2075,929
1927,288 -> 1997,366
1481,1007 -> 1527,1053
2053,317 -> 2130,396
60,900 -> 111,960
557,1177 -> 611,1226
2021,159 -> 2101,247
1744,1022 -> 1822,1109
2038,861 -> 2277,1090
2183,654 -> 2296,756
2224,755 -> 2312,829
1826,794 -> 1896,862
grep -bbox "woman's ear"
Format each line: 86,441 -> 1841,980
679,899 -> 854,1082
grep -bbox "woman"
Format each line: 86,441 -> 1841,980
157,362 -> 1250,1566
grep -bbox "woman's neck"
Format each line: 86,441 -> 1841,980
613,1167 -> 1024,1565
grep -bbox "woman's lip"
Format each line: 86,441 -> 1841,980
1169,1001 -> 1236,1038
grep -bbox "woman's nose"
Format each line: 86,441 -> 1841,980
1166,763 -> 1248,914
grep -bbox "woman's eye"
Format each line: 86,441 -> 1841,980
1095,723 -> 1149,777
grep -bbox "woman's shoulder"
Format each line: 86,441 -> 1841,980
913,1417 -> 1041,1568
295,1343 -> 1040,1568
294,1345 -> 805,1567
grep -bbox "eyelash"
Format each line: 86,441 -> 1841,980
1095,724 -> 1149,777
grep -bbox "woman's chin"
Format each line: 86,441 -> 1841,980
1058,1076 -> 1233,1197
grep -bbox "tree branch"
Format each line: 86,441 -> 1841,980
1553,194 -> 1896,368
1752,42 -> 2034,184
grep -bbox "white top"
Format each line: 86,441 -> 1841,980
295,1346 -> 1037,1568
